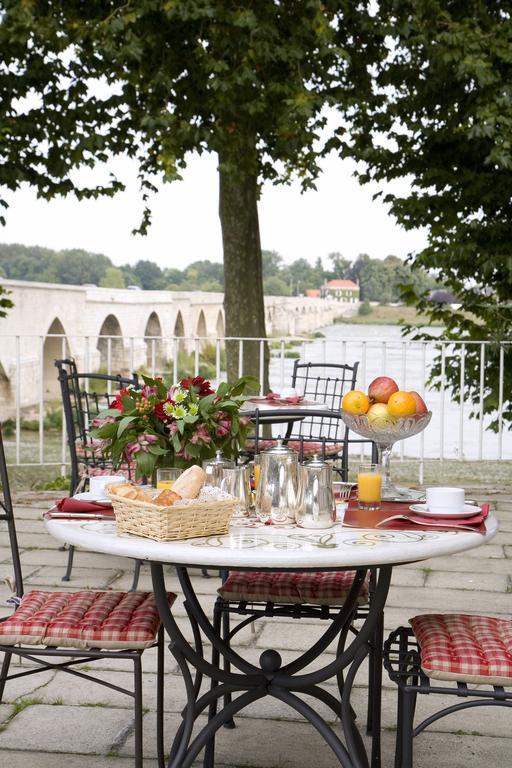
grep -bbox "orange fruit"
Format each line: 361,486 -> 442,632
387,390 -> 417,417
342,390 -> 370,415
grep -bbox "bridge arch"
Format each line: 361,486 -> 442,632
0,362 -> 11,412
44,317 -> 70,397
196,310 -> 207,341
216,309 -> 225,338
144,312 -> 163,372
97,314 -> 125,372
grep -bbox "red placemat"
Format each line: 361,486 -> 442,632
44,497 -> 115,521
343,500 -> 489,534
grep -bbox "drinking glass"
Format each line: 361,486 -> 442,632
357,463 -> 382,513
219,466 -> 252,517
156,468 -> 183,490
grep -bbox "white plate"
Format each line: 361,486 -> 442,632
74,491 -> 112,505
409,503 -> 481,518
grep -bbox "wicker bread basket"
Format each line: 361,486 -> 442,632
111,494 -> 237,541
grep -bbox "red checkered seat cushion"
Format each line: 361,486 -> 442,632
245,440 -> 344,456
410,613 -> 512,686
218,571 -> 368,606
0,590 -> 175,650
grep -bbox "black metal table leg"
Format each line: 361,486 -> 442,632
150,562 -> 392,768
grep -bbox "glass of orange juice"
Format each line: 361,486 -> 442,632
357,463 -> 382,513
156,468 -> 182,490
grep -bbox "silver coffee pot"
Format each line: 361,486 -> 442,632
296,454 -> 335,529
255,439 -> 300,525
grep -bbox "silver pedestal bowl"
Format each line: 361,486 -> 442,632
340,410 -> 432,501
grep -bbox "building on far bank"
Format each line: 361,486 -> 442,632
320,279 -> 359,303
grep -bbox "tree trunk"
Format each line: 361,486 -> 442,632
218,152 -> 269,392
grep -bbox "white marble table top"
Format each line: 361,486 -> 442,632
45,514 -> 498,571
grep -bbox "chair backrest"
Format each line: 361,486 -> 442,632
0,427 -> 24,599
285,360 -> 359,442
55,359 -> 139,495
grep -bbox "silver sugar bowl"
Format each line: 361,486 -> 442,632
202,450 -> 235,486
296,454 -> 335,529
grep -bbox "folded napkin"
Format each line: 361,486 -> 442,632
343,501 -> 489,534
44,497 -> 115,521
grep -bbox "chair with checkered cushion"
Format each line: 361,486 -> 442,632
208,567 -> 383,768
384,614 -> 512,767
55,358 -> 141,584
0,426 -> 173,768
243,360 -> 376,478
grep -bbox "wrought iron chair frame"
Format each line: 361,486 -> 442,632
384,625 -> 512,768
0,426 -> 165,768
55,358 -> 142,584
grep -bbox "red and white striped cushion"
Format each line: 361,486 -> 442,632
246,440 -> 344,456
410,613 -> 512,685
218,570 -> 368,606
0,590 -> 176,650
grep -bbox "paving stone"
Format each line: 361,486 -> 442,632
0,704 -> 14,723
425,570 -> 509,592
23,566 -> 123,590
0,669 -> 56,703
383,585 -> 512,614
402,554 -> 512,574
0,704 -> 135,754
0,753 -> 159,768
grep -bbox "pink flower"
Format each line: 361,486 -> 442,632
190,424 -> 212,445
219,418 -> 231,430
125,434 -> 158,457
240,416 -> 251,427
167,422 -> 178,435
216,425 -> 229,437
91,415 -> 115,428
141,385 -> 157,398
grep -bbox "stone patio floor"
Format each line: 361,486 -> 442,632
0,485 -> 511,768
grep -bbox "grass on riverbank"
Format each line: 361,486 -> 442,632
335,304 -> 443,327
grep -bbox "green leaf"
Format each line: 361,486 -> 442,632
117,415 -> 137,437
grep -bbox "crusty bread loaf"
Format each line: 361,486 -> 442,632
171,465 -> 206,499
108,483 -> 139,500
153,489 -> 182,507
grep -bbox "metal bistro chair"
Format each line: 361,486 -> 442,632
55,358 -> 140,583
384,613 -> 512,767
0,425 -> 174,768
247,360 -> 376,479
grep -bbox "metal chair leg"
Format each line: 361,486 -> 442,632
61,544 -> 75,581
395,687 -> 415,768
156,627 -> 165,768
0,651 -> 12,703
130,560 -> 142,591
203,602 -> 222,768
222,606 -> 235,729
133,653 -> 143,768
368,612 -> 384,768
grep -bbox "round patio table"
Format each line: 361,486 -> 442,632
45,515 -> 498,768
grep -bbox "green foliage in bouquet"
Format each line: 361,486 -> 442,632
90,374 -> 258,479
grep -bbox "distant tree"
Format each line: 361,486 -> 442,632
263,275 -> 291,297
262,251 -> 284,278
132,261 -> 167,291
100,267 -> 126,289
347,253 -> 370,284
56,249 -> 111,285
0,285 -> 13,318
328,252 -> 350,280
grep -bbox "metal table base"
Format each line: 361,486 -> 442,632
151,563 -> 392,768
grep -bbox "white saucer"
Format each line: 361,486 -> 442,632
409,503 -> 481,518
74,491 -> 112,504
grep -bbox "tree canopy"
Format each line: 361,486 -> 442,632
346,1 -> 512,428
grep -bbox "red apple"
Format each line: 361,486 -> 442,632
368,376 -> 399,404
409,391 -> 428,414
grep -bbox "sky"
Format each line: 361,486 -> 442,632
0,150 -> 428,270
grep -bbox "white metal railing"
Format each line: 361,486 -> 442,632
0,332 -> 510,474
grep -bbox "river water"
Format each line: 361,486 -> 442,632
268,322 -> 511,461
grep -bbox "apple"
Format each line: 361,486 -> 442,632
366,402 -> 396,429
409,391 -> 428,414
368,376 -> 399,404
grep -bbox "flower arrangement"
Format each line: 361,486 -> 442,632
90,374 -> 258,478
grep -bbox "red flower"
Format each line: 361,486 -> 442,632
112,388 -> 130,411
154,399 -> 174,421
179,376 -> 214,396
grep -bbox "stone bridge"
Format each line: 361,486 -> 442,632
0,279 -> 351,414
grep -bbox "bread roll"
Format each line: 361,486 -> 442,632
108,483 -> 139,499
153,489 -> 181,507
171,465 -> 206,499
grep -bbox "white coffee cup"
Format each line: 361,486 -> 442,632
89,475 -> 125,497
280,387 -> 298,399
425,486 -> 465,514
